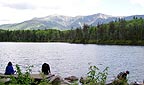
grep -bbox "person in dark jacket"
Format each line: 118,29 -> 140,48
5,62 -> 15,75
42,63 -> 51,75
117,71 -> 129,80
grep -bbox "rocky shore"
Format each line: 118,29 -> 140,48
0,73 -> 144,85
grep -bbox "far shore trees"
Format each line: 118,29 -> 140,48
0,18 -> 144,45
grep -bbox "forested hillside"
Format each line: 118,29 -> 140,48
0,18 -> 144,45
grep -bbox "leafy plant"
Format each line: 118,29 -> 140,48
70,82 -> 79,85
0,77 -> 5,85
38,72 -> 50,85
9,64 -> 35,85
84,66 -> 109,85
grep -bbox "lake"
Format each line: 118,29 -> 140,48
0,42 -> 144,83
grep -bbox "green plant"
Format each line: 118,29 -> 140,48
9,64 -> 35,85
0,77 -> 5,85
111,79 -> 128,85
85,66 -> 109,85
38,72 -> 50,85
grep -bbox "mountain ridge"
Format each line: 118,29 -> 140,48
0,13 -> 144,30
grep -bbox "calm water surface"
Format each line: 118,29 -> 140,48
0,42 -> 144,83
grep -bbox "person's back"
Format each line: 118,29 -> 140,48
5,62 -> 15,75
117,71 -> 129,80
42,63 -> 51,75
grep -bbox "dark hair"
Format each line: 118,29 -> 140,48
126,71 -> 129,74
8,62 -> 12,66
42,63 -> 50,75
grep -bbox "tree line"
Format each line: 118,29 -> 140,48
0,18 -> 144,45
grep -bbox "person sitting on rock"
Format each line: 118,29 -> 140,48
5,62 -> 15,75
42,63 -> 51,75
117,71 -> 129,80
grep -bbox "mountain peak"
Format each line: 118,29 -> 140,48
0,13 -> 144,30
95,13 -> 112,18
48,14 -> 65,17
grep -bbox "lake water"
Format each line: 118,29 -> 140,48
0,42 -> 144,83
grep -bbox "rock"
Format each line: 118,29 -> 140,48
130,82 -> 144,85
80,77 -> 90,84
0,78 -> 10,83
49,75 -> 62,84
64,76 -> 78,82
51,77 -> 61,85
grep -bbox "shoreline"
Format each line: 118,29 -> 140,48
0,73 -> 144,85
0,41 -> 144,46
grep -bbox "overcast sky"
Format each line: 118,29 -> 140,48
0,0 -> 144,25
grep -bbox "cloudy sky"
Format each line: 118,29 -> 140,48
0,0 -> 144,25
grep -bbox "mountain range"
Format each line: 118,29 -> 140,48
0,13 -> 144,30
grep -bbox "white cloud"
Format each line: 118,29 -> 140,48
0,0 -> 101,12
129,0 -> 144,7
0,0 -> 101,11
1,3 -> 35,10
0,0 -> 101,24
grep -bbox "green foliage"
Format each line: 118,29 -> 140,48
84,66 -> 109,85
38,73 -> 50,85
9,64 -> 35,85
0,77 -> 5,85
70,82 -> 79,85
38,82 -> 50,85
111,79 -> 128,85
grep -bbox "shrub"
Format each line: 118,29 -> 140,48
9,64 -> 35,85
83,66 -> 109,85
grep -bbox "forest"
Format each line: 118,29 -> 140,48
0,17 -> 144,45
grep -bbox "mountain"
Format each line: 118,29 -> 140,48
0,13 -> 144,30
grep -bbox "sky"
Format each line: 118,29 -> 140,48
0,0 -> 144,25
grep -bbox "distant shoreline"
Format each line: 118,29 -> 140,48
0,40 -> 144,46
